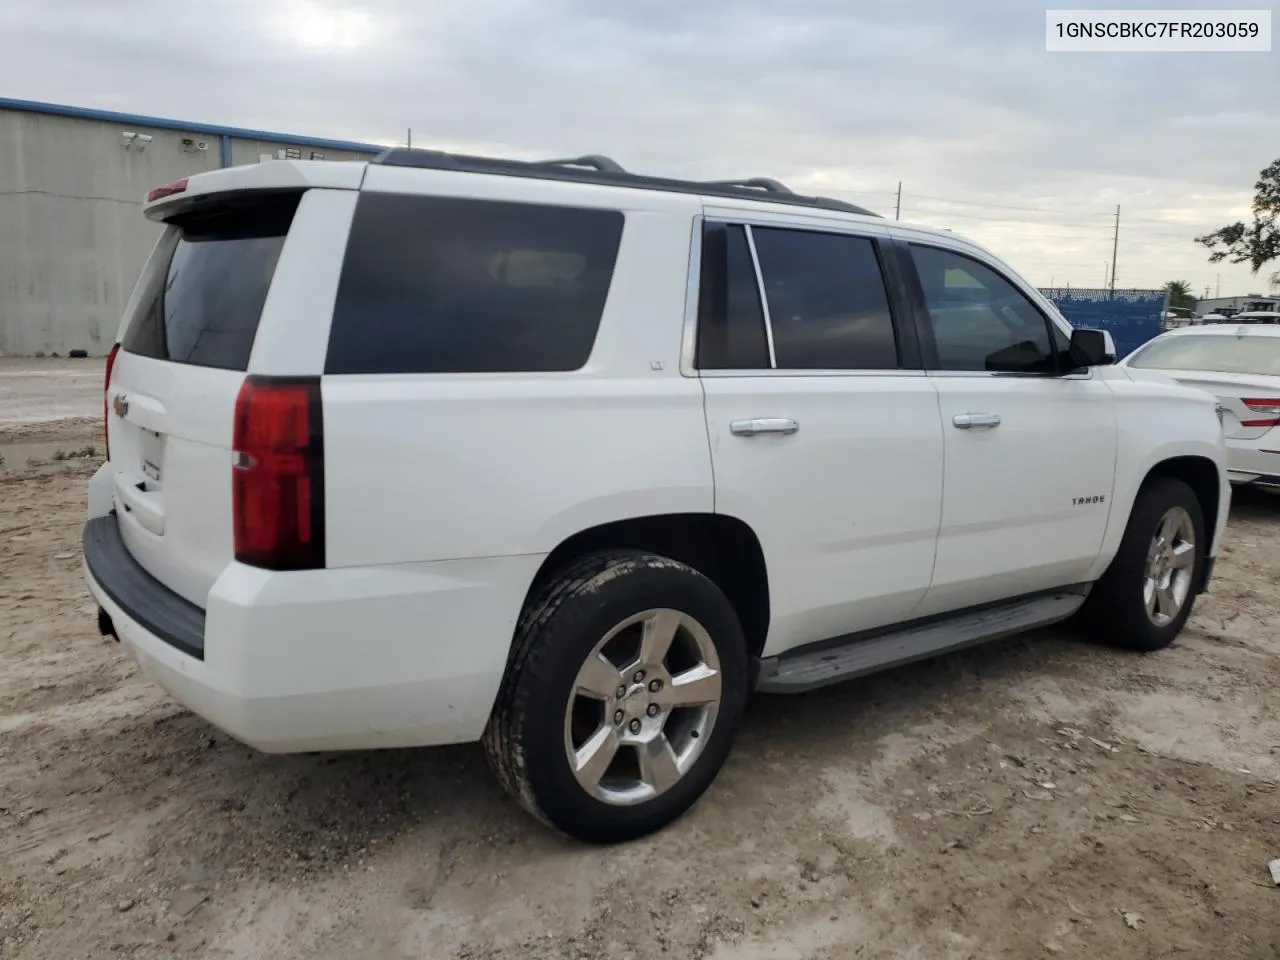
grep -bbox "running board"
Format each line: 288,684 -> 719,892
756,591 -> 1087,694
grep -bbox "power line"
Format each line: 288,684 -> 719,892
816,185 -> 1230,236
906,218 -> 1198,247
905,192 -> 1112,215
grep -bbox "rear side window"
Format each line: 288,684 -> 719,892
326,194 -> 624,375
696,222 -> 770,369
123,194 -> 299,371
750,227 -> 900,370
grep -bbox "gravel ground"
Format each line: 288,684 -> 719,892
3,419 -> 1280,960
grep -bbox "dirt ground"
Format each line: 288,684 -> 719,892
3,416 -> 1280,960
0,357 -> 105,426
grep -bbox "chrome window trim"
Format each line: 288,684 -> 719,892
742,224 -> 779,369
699,367 -> 926,379
678,214 -> 703,378
926,368 -> 1095,381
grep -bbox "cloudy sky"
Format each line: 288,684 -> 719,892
2,0 -> 1277,295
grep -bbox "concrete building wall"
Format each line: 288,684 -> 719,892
0,103 -> 379,357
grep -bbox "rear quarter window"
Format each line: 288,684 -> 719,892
122,194 -> 299,371
325,194 -> 625,375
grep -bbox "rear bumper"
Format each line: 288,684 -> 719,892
83,511 -> 543,753
1226,438 -> 1280,486
84,515 -> 205,659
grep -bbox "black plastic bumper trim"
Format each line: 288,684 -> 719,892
83,513 -> 206,660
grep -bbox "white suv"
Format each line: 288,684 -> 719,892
83,151 -> 1230,843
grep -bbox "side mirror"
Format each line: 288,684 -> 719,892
1068,328 -> 1116,368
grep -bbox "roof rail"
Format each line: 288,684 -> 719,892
540,154 -> 627,173
369,148 -> 881,218
703,177 -> 794,195
700,177 -> 873,216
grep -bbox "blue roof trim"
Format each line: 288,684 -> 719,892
0,97 -> 383,154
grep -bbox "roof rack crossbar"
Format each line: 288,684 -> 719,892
540,155 -> 627,173
702,177 -> 794,195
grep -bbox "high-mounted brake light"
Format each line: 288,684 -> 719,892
146,179 -> 189,203
232,376 -> 325,570
1241,398 -> 1280,428
104,342 -> 121,460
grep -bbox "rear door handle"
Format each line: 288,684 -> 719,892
952,412 -> 1002,430
730,418 -> 799,437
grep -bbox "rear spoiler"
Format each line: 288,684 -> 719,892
143,160 -> 368,222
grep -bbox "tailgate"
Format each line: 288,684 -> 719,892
106,192 -> 301,606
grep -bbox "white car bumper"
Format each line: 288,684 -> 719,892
83,512 -> 541,753
1226,433 -> 1280,487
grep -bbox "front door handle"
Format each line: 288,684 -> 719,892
952,412 -> 1002,430
730,418 -> 800,437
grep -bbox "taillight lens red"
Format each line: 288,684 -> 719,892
1241,398 -> 1280,428
104,342 -> 121,460
232,376 -> 325,570
147,179 -> 189,203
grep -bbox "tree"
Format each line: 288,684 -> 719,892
1197,158 -> 1280,274
1164,280 -> 1195,311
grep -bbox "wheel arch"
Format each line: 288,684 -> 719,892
520,513 -> 771,661
1140,455 -> 1221,546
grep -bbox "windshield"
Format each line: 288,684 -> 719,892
1127,334 -> 1280,376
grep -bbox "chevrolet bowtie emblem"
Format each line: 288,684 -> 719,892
112,393 -> 129,418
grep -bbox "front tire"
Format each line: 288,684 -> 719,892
1081,477 -> 1205,651
483,550 -> 749,844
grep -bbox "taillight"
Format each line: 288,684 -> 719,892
104,342 -> 121,460
1241,398 -> 1280,428
147,179 -> 188,203
232,376 -> 325,570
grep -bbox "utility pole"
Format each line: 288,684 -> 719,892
894,181 -> 902,219
407,128 -> 413,149
1108,204 -> 1120,294
1216,274 -> 1220,297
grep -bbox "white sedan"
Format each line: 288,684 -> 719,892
1120,323 -> 1280,488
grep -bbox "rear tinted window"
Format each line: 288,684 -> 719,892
325,194 -> 624,375
123,194 -> 299,371
751,227 -> 899,370
696,222 -> 770,369
1128,334 -> 1280,376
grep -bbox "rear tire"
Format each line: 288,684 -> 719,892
483,549 -> 749,844
1081,477 -> 1205,652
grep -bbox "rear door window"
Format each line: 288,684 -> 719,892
695,222 -> 771,369
123,194 -> 299,371
750,227 -> 900,370
326,194 -> 625,375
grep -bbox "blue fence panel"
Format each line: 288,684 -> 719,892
1039,288 -> 1166,359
